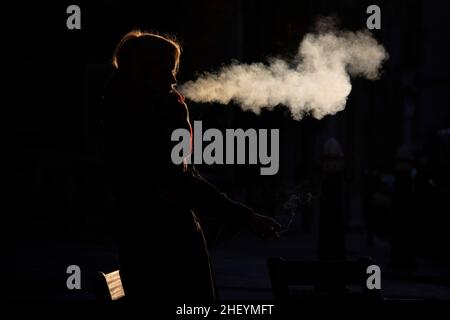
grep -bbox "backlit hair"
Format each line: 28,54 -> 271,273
112,30 -> 182,76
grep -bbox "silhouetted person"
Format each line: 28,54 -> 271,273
103,30 -> 280,302
363,169 -> 381,247
318,138 -> 346,261
390,145 -> 417,269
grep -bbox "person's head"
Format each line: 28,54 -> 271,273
112,30 -> 182,94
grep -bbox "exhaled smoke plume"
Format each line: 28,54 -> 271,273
179,28 -> 387,120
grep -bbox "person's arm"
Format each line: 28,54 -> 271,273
154,93 -> 280,238
184,166 -> 281,239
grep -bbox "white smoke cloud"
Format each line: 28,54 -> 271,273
179,28 -> 387,120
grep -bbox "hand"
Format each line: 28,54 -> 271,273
247,212 -> 282,239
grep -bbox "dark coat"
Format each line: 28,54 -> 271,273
103,73 -> 252,302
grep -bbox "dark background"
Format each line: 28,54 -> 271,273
2,0 -> 450,301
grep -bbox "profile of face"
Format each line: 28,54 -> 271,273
127,47 -> 178,95
141,57 -> 178,94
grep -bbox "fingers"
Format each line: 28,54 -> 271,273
264,217 -> 281,239
261,226 -> 280,240
269,226 -> 280,239
267,227 -> 280,240
250,213 -> 282,239
271,219 -> 282,232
